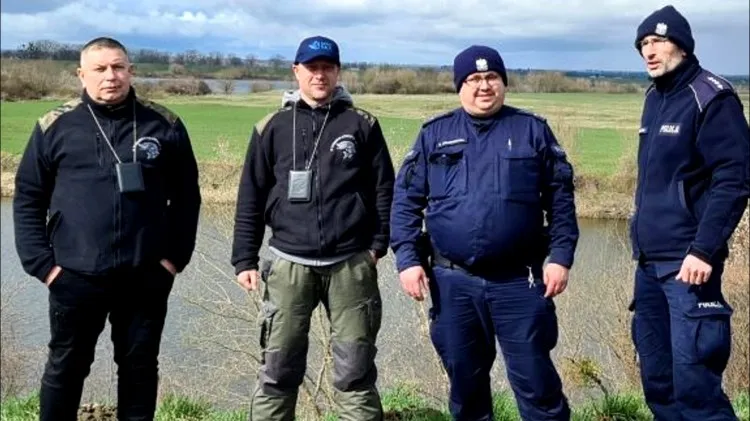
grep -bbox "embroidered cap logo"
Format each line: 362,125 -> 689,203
475,58 -> 488,72
655,22 -> 668,36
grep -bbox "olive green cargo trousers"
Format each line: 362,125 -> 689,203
249,251 -> 383,421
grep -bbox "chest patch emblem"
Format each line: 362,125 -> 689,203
330,134 -> 357,162
659,124 -> 681,136
135,137 -> 161,160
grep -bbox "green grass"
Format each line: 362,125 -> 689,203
2,92 -> 747,179
575,128 -> 631,176
2,390 -> 749,421
0,393 -> 40,421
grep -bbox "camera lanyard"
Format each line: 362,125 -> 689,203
292,101 -> 330,171
87,102 -> 138,163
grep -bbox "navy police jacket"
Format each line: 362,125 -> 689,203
390,105 -> 579,274
631,56 -> 750,264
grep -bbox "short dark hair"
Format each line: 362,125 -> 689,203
80,37 -> 128,56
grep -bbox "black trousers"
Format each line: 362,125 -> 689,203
39,263 -> 175,421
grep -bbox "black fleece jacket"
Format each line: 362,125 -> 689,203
231,88 -> 395,273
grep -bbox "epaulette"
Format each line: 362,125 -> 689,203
38,99 -> 82,133
353,107 -> 376,127
255,108 -> 287,135
422,109 -> 456,127
516,107 -> 547,123
137,98 -> 179,125
689,70 -> 737,113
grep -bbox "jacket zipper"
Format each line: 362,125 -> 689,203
110,119 -> 121,268
311,112 -> 326,253
635,94 -> 666,259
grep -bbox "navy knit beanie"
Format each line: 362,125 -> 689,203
635,5 -> 694,55
453,45 -> 508,92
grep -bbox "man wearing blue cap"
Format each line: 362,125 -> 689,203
390,45 -> 578,420
231,35 -> 394,420
630,5 -> 748,421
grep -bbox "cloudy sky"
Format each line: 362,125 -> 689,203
1,0 -> 748,75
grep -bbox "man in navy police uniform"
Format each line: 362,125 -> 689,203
629,5 -> 749,421
390,45 -> 579,421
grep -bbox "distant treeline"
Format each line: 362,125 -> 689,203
2,40 -> 748,97
6,39 -> 749,86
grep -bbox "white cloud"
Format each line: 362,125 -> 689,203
1,0 -> 748,74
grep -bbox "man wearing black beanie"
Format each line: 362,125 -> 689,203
391,45 -> 578,420
629,5 -> 748,421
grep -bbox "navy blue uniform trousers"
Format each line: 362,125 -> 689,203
40,263 -> 174,421
429,265 -> 570,421
631,260 -> 737,421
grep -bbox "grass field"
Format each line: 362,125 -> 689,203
0,92 -> 651,176
2,91 -> 748,217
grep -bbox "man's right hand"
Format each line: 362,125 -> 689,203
237,270 -> 260,292
45,265 -> 62,287
399,265 -> 430,301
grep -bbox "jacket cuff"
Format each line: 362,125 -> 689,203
234,259 -> 259,275
548,248 -> 573,269
687,245 -> 713,264
33,257 -> 56,283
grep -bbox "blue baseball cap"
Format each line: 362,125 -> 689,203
294,36 -> 340,65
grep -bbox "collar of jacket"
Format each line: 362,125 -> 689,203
652,54 -> 701,94
81,87 -> 137,119
461,105 -> 510,131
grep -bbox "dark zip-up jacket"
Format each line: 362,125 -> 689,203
631,56 -> 750,264
390,106 -> 579,274
231,87 -> 395,273
13,88 -> 201,281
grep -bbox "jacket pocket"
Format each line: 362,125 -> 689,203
499,148 -> 541,204
677,180 -> 697,223
334,192 -> 369,243
428,144 -> 467,199
46,211 -> 63,243
264,194 -> 280,224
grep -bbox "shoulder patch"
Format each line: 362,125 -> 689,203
515,108 -> 547,122
422,109 -> 456,127
137,98 -> 179,125
254,110 -> 284,135
689,70 -> 737,113
550,143 -> 567,158
38,99 -> 82,133
353,107 -> 376,127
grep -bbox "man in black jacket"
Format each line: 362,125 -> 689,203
13,37 -> 201,421
231,35 -> 395,421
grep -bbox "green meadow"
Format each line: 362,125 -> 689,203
0,92 -> 646,176
2,91 -> 748,217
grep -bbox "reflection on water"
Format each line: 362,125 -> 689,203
1,199 -> 637,408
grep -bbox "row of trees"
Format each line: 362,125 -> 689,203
1,39 -> 407,72
1,40 -> 285,68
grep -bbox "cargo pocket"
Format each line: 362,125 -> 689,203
499,147 -> 541,204
366,296 -> 382,337
258,301 -> 279,351
683,303 -> 733,368
428,144 -> 467,199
